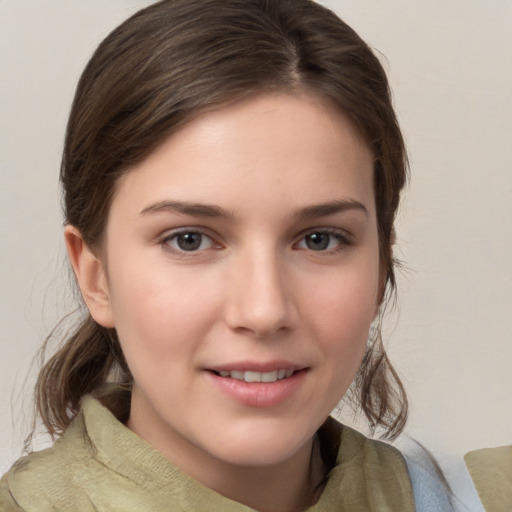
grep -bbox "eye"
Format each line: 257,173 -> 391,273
296,230 -> 350,252
163,230 -> 214,252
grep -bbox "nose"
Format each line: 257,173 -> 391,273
224,248 -> 298,338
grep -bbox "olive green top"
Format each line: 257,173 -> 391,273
1,394 -> 414,511
465,445 -> 512,512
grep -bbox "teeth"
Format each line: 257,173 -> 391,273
261,370 -> 278,383
244,371 -> 261,382
218,369 -> 296,382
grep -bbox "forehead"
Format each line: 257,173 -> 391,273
111,92 -> 375,220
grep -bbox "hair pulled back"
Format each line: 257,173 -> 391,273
36,0 -> 408,440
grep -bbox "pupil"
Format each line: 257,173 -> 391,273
306,233 -> 329,250
177,232 -> 202,251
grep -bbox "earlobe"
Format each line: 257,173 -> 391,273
64,226 -> 115,328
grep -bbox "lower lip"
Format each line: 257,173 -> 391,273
206,370 -> 307,408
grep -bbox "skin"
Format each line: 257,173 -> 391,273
66,92 -> 381,512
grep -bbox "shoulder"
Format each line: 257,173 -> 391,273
352,430 -> 462,512
334,422 -> 410,473
0,413 -> 98,512
0,475 -> 22,512
317,419 -> 416,511
326,420 -> 459,512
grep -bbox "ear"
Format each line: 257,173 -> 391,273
64,225 -> 115,328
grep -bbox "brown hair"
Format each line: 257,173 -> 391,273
36,0 -> 408,440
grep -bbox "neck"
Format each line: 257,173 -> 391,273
127,389 -> 327,511
166,433 -> 324,511
202,437 -> 326,512
128,417 -> 326,512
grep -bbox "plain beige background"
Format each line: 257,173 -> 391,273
1,0 -> 511,501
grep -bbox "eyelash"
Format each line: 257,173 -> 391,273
159,227 -> 352,255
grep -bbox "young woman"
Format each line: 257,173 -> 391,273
0,0 -> 455,510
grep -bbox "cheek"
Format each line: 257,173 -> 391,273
306,264 -> 379,334
106,259 -> 221,362
303,262 -> 379,375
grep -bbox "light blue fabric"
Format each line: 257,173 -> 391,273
404,448 -> 485,512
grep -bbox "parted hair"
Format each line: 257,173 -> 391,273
35,0 -> 408,440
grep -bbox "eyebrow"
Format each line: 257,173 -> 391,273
139,199 -> 368,219
295,199 -> 368,219
139,200 -> 234,219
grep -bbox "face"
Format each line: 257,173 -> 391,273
86,93 -> 380,480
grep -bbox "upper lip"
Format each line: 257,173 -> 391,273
207,361 -> 307,373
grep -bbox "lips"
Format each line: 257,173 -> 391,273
206,364 -> 308,407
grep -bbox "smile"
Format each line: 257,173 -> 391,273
214,369 -> 295,383
207,367 -> 308,407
